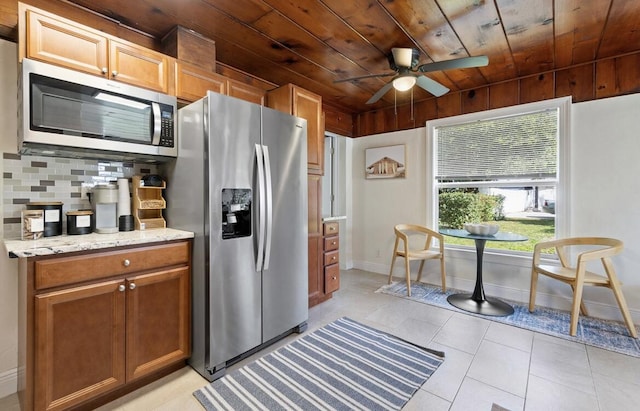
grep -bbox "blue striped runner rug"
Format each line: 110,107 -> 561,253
193,317 -> 444,410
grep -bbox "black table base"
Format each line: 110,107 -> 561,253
447,238 -> 514,317
447,293 -> 514,316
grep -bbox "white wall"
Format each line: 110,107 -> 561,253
350,95 -> 640,324
0,39 -> 18,398
569,93 -> 640,314
350,128 -> 428,272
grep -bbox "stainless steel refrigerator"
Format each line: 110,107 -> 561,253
163,91 -> 308,381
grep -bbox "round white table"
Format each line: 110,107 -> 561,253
439,228 -> 528,316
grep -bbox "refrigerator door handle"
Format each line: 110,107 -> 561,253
255,144 -> 266,271
262,145 -> 273,270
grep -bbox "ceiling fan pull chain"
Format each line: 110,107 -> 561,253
394,88 -> 398,116
411,88 -> 415,121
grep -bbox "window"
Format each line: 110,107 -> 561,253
426,97 -> 571,253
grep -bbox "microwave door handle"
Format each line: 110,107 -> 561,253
151,102 -> 161,145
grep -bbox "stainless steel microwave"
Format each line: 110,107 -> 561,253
19,58 -> 177,162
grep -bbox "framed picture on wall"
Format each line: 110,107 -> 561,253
365,144 -> 406,179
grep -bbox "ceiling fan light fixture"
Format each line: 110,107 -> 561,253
392,76 -> 416,91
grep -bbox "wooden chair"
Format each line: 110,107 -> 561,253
388,224 -> 446,296
529,237 -> 637,338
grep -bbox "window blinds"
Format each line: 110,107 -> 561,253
436,109 -> 558,181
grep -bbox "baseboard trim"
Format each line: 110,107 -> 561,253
0,367 -> 17,399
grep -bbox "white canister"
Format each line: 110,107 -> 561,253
117,178 -> 131,217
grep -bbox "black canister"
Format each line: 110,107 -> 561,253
26,202 -> 63,237
67,210 -> 93,235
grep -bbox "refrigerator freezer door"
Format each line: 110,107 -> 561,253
207,93 -> 262,368
260,107 -> 308,342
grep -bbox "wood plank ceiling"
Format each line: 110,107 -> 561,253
2,0 -> 640,115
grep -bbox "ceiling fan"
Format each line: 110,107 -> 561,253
334,48 -> 489,104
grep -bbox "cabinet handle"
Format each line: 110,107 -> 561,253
129,282 -> 136,290
123,259 -> 130,267
101,67 -> 108,74
118,284 -> 125,292
112,70 -> 118,77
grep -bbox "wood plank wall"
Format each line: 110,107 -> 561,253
338,51 -> 640,138
13,0 -> 639,139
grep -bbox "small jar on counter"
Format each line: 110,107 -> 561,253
66,210 -> 94,235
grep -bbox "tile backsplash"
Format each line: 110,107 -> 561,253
3,153 -> 157,239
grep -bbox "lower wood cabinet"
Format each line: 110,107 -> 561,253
309,220 -> 341,307
323,222 -> 341,295
19,240 -> 191,411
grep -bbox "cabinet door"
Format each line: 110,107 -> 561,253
227,79 -> 266,105
324,263 -> 340,294
25,9 -> 108,76
126,267 -> 190,381
267,84 -> 324,174
109,40 -> 171,93
293,87 -> 324,175
34,280 -> 126,411
307,174 -> 324,306
175,61 -> 226,102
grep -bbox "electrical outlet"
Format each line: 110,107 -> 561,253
80,183 -> 94,199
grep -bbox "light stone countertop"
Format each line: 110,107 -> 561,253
3,228 -> 194,258
322,215 -> 347,222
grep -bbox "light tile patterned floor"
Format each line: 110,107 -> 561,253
2,269 -> 639,410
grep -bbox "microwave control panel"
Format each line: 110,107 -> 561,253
159,108 -> 175,147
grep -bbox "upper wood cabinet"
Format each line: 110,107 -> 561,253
175,61 -> 226,102
108,39 -> 171,93
227,78 -> 266,106
267,84 -> 324,175
21,6 -> 172,94
175,61 -> 265,105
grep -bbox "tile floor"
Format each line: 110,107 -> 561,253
2,269 -> 639,410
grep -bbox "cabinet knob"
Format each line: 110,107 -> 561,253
332,256 -> 336,261
112,70 -> 118,77
123,259 -> 130,267
332,241 -> 337,245
330,226 -> 335,231
332,276 -> 337,280
118,284 -> 126,292
129,282 -> 136,290
101,67 -> 108,74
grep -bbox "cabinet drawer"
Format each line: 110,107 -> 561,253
324,264 -> 340,294
324,250 -> 339,266
324,236 -> 339,251
323,222 -> 339,236
35,241 -> 190,290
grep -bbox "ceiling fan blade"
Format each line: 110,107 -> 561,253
333,72 -> 396,83
418,55 -> 489,73
391,48 -> 414,68
416,76 -> 450,97
366,81 -> 394,104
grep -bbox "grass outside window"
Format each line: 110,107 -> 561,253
440,217 -> 555,253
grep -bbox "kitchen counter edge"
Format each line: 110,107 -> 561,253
3,228 -> 195,258
322,215 -> 347,222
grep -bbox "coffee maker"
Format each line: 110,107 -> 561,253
91,185 -> 118,233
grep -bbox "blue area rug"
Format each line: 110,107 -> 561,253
193,317 -> 444,410
377,281 -> 640,358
